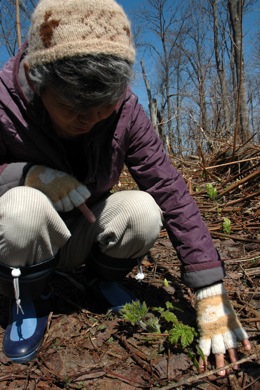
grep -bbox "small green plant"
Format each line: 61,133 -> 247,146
120,300 -> 197,350
168,323 -> 195,348
120,300 -> 149,325
154,302 -> 196,348
163,278 -> 169,287
206,183 -> 218,200
223,217 -> 232,234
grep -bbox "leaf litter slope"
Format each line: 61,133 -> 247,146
0,146 -> 259,389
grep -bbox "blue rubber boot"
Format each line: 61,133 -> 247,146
0,257 -> 57,363
3,291 -> 51,363
98,280 -> 136,313
85,245 -> 139,313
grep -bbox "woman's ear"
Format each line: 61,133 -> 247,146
24,61 -> 35,91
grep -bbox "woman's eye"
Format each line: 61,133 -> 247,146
61,105 -> 74,112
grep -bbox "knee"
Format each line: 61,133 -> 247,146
124,191 -> 163,240
0,187 -> 60,256
104,190 -> 163,253
0,187 -> 54,235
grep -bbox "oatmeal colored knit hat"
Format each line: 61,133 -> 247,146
26,0 -> 135,66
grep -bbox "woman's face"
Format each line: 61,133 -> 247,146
41,88 -> 119,138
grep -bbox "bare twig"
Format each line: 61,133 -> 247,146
158,352 -> 260,389
210,231 -> 260,243
217,169 -> 260,197
205,156 -> 260,170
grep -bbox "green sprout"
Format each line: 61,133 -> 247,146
223,217 -> 232,234
163,278 -> 169,287
206,183 -> 218,200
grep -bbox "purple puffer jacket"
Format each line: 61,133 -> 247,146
0,45 -> 225,288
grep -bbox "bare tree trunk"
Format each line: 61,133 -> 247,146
15,0 -> 22,48
159,84 -> 167,149
161,31 -> 174,150
156,106 -> 165,143
199,77 -> 208,138
140,59 -> 159,136
176,57 -> 183,157
228,0 -> 250,143
210,0 -> 229,131
134,0 -> 189,154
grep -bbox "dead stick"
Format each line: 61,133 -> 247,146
118,335 -> 154,375
205,156 -> 260,170
240,317 -> 260,323
218,169 -> 260,197
105,370 -> 149,386
239,264 -> 255,287
223,255 -> 260,263
198,145 -> 209,181
243,376 -> 260,389
159,352 -> 260,390
210,231 -> 260,243
223,190 -> 260,206
221,161 -> 260,188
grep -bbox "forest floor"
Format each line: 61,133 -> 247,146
0,143 -> 259,389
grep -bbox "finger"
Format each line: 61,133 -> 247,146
242,339 -> 251,351
198,356 -> 207,373
230,339 -> 252,370
78,203 -> 96,223
228,348 -> 239,370
215,353 -> 226,376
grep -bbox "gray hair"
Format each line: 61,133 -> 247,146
27,54 -> 134,110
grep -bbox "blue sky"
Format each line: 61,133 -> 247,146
118,0 -> 260,108
117,0 -> 149,106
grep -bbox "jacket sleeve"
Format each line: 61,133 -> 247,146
0,114 -> 28,196
0,163 -> 27,196
124,95 -> 225,289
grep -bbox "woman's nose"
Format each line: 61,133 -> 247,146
78,111 -> 99,124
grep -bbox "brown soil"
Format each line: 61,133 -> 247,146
0,148 -> 259,389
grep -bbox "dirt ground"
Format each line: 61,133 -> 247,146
0,150 -> 259,389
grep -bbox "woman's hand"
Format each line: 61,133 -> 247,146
25,165 -> 96,223
196,282 -> 251,375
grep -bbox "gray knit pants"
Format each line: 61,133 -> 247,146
0,187 -> 163,269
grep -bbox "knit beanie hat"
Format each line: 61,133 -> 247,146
26,0 -> 135,67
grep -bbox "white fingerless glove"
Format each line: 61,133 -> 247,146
196,282 -> 248,356
24,165 -> 90,212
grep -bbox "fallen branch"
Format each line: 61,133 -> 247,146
223,190 -> 260,206
223,255 -> 260,264
205,156 -> 260,170
218,169 -> 260,197
240,317 -> 260,323
158,352 -> 260,389
117,335 -> 154,376
210,231 -> 260,243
